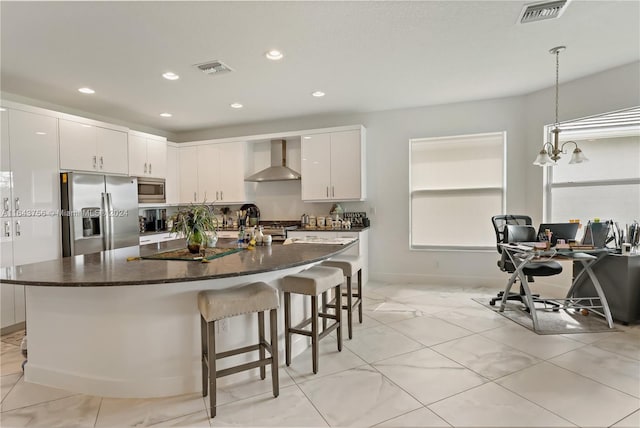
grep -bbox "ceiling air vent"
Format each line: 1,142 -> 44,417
517,0 -> 569,24
193,60 -> 233,75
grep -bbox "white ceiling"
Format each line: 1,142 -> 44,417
1,1 -> 639,136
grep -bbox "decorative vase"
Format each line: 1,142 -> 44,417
187,231 -> 204,254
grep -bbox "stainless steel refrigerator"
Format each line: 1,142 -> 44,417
60,172 -> 139,257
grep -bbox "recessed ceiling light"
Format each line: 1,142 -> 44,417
265,50 -> 284,61
35,132 -> 46,135
78,87 -> 95,94
160,112 -> 172,117
303,136 -> 312,139
0,108 -> 6,111
162,72 -> 180,81
230,103 -> 243,109
81,124 -> 92,128
311,91 -> 325,97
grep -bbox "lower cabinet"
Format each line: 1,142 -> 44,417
286,229 -> 369,284
139,232 -> 180,245
1,216 -> 61,331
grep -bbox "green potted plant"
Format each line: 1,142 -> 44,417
170,203 -> 219,253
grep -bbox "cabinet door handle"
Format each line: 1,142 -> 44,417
144,163 -> 148,174
194,192 -> 197,202
99,156 -> 104,169
93,156 -> 97,169
332,186 -> 335,197
4,221 -> 10,237
149,163 -> 152,174
3,197 -> 9,212
215,191 -> 219,201
15,220 -> 20,237
14,197 -> 19,211
220,191 -> 223,201
326,186 -> 329,197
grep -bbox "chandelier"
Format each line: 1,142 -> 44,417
533,46 -> 589,166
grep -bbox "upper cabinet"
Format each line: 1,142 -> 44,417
301,126 -> 366,201
178,141 -> 251,204
129,131 -> 167,178
59,118 -> 128,175
165,143 -> 180,205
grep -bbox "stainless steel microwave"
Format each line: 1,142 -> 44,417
137,177 -> 166,203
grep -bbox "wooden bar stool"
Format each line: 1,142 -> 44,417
198,282 -> 279,418
322,255 -> 363,339
282,265 -> 343,374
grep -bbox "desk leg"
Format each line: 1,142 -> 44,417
570,259 -> 614,328
518,273 -> 540,331
499,253 -> 540,331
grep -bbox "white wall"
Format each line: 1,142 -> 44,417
175,61 -> 640,287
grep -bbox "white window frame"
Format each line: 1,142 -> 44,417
543,107 -> 640,222
409,131 -> 506,251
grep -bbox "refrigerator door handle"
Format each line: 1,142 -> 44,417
101,192 -> 109,250
106,192 -> 115,250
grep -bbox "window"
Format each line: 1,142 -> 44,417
410,132 -> 506,249
545,107 -> 640,231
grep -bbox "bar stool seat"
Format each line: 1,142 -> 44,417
322,255 -> 364,339
282,265 -> 343,374
198,282 -> 279,418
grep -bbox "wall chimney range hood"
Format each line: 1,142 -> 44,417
245,140 -> 301,182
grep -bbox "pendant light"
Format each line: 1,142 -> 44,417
533,46 -> 589,166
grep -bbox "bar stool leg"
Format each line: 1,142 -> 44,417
284,292 -> 291,366
258,311 -> 266,380
346,276 -> 353,339
335,284 -> 342,351
208,320 -> 217,418
269,308 -> 279,397
357,269 -> 363,323
311,295 -> 319,374
200,315 -> 208,398
321,292 -> 328,331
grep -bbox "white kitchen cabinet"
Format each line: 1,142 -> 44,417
129,131 -> 167,178
301,127 -> 366,201
139,232 -> 179,245
286,228 -> 369,284
178,146 -> 199,203
1,107 -> 61,331
179,142 -> 251,204
59,118 -> 128,175
165,143 -> 179,204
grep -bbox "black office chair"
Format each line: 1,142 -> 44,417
490,215 -> 563,307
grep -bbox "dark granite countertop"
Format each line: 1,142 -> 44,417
0,239 -> 357,287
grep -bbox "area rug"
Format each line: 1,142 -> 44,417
473,298 -> 617,335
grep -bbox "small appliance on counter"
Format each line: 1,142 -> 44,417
240,203 -> 260,226
144,208 -> 167,232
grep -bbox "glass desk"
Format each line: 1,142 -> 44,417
499,244 -> 614,331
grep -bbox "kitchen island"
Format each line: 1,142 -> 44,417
0,239 -> 356,398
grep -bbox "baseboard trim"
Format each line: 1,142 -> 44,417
1,322 -> 26,336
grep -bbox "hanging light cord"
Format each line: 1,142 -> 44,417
554,48 -> 560,128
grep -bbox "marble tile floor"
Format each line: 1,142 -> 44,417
1,280 -> 639,427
